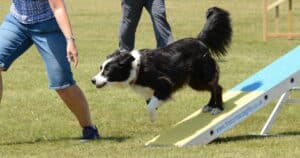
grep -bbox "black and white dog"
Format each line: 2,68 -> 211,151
92,7 -> 232,122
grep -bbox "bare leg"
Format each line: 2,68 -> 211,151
56,84 -> 92,127
0,71 -> 2,103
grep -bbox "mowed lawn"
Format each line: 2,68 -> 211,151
0,0 -> 299,157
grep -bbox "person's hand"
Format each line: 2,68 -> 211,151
66,40 -> 78,67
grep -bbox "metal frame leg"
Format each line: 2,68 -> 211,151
260,91 -> 290,135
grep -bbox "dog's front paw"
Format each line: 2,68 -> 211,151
147,96 -> 161,122
210,108 -> 223,115
202,105 -> 213,113
148,108 -> 157,122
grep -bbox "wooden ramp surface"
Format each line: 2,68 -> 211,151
145,46 -> 300,147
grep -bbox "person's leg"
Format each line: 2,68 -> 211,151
29,18 -> 99,139
119,0 -> 144,52
145,0 -> 173,48
0,14 -> 33,103
56,85 -> 92,127
0,72 -> 2,103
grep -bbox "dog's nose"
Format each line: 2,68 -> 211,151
91,78 -> 96,85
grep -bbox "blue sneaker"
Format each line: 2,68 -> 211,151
82,125 -> 100,140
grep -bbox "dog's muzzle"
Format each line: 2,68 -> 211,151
91,75 -> 107,88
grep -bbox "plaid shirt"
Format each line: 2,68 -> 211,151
10,0 -> 54,24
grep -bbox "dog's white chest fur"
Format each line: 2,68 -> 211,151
128,50 -> 154,99
131,85 -> 154,99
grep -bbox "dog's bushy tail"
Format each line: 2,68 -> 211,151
197,7 -> 232,57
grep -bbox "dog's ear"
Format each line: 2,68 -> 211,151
119,53 -> 135,66
107,49 -> 122,59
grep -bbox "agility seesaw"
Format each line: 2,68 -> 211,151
145,45 -> 300,147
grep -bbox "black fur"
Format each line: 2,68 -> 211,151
198,7 -> 232,56
94,7 -> 232,113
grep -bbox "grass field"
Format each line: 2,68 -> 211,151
0,0 -> 299,157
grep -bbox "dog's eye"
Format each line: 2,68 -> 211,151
100,66 -> 103,70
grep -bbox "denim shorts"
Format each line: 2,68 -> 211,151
0,14 -> 75,90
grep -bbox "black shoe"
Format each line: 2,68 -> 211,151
82,125 -> 100,140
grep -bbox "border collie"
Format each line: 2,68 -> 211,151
92,7 -> 232,122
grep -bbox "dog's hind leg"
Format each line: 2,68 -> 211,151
209,83 -> 224,115
202,91 -> 215,113
189,78 -> 224,115
201,82 -> 223,114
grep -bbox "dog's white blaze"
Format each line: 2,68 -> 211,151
93,58 -> 114,85
147,96 -> 163,122
126,50 -> 141,84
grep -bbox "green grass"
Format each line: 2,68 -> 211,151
0,0 -> 299,157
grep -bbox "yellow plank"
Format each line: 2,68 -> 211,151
174,91 -> 262,146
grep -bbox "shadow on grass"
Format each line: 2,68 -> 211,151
0,136 -> 131,146
212,131 -> 300,144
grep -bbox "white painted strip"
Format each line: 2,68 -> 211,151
145,135 -> 160,146
173,109 -> 202,126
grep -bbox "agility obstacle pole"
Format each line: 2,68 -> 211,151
263,0 -> 300,40
145,46 -> 300,147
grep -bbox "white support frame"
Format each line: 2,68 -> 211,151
146,71 -> 300,147
260,86 -> 300,135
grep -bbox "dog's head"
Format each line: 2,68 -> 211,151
91,50 -> 137,88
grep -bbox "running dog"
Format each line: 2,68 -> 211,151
92,7 -> 232,122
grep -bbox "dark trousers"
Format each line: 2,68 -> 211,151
119,0 -> 173,52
